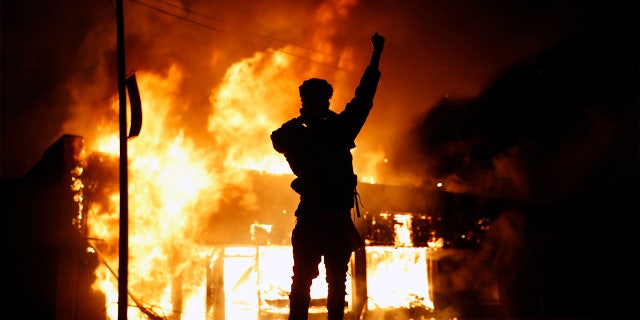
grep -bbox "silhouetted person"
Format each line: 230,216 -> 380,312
271,32 -> 385,320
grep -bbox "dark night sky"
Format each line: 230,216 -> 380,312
2,0 -> 638,318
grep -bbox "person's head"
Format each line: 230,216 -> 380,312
299,78 -> 333,117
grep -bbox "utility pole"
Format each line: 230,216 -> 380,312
116,0 -> 129,319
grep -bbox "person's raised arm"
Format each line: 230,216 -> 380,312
353,32 -> 384,101
341,32 -> 385,139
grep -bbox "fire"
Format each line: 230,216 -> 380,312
207,49 -> 297,174
354,147 -> 388,185
88,66 -> 221,319
85,44 -> 331,319
81,4 -> 425,319
365,246 -> 434,310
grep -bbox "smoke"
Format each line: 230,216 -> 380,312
2,0 -> 604,179
401,5 -> 638,316
3,0 -> 634,317
401,4 -> 638,201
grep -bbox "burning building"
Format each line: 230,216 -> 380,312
5,1 -> 635,319
1,134 -> 514,320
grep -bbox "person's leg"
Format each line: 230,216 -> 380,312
289,224 -> 322,320
324,248 -> 352,320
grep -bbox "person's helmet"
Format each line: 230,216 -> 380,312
299,78 -> 333,102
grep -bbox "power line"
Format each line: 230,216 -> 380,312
146,0 -> 349,62
129,0 -> 228,34
127,0 -> 358,72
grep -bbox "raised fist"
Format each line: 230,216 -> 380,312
371,32 -> 385,52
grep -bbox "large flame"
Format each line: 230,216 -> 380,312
207,49 -> 297,174
81,1 -> 428,319
89,66 -> 221,319
84,35 -> 363,320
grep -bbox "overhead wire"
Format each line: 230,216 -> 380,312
146,0 -> 350,62
127,0 -> 360,72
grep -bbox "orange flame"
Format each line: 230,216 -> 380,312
89,66 -> 221,319
82,2 -> 425,318
207,50 -> 297,174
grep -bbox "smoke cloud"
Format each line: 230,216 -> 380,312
2,0 -> 606,179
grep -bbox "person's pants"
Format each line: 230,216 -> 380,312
288,218 -> 353,320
